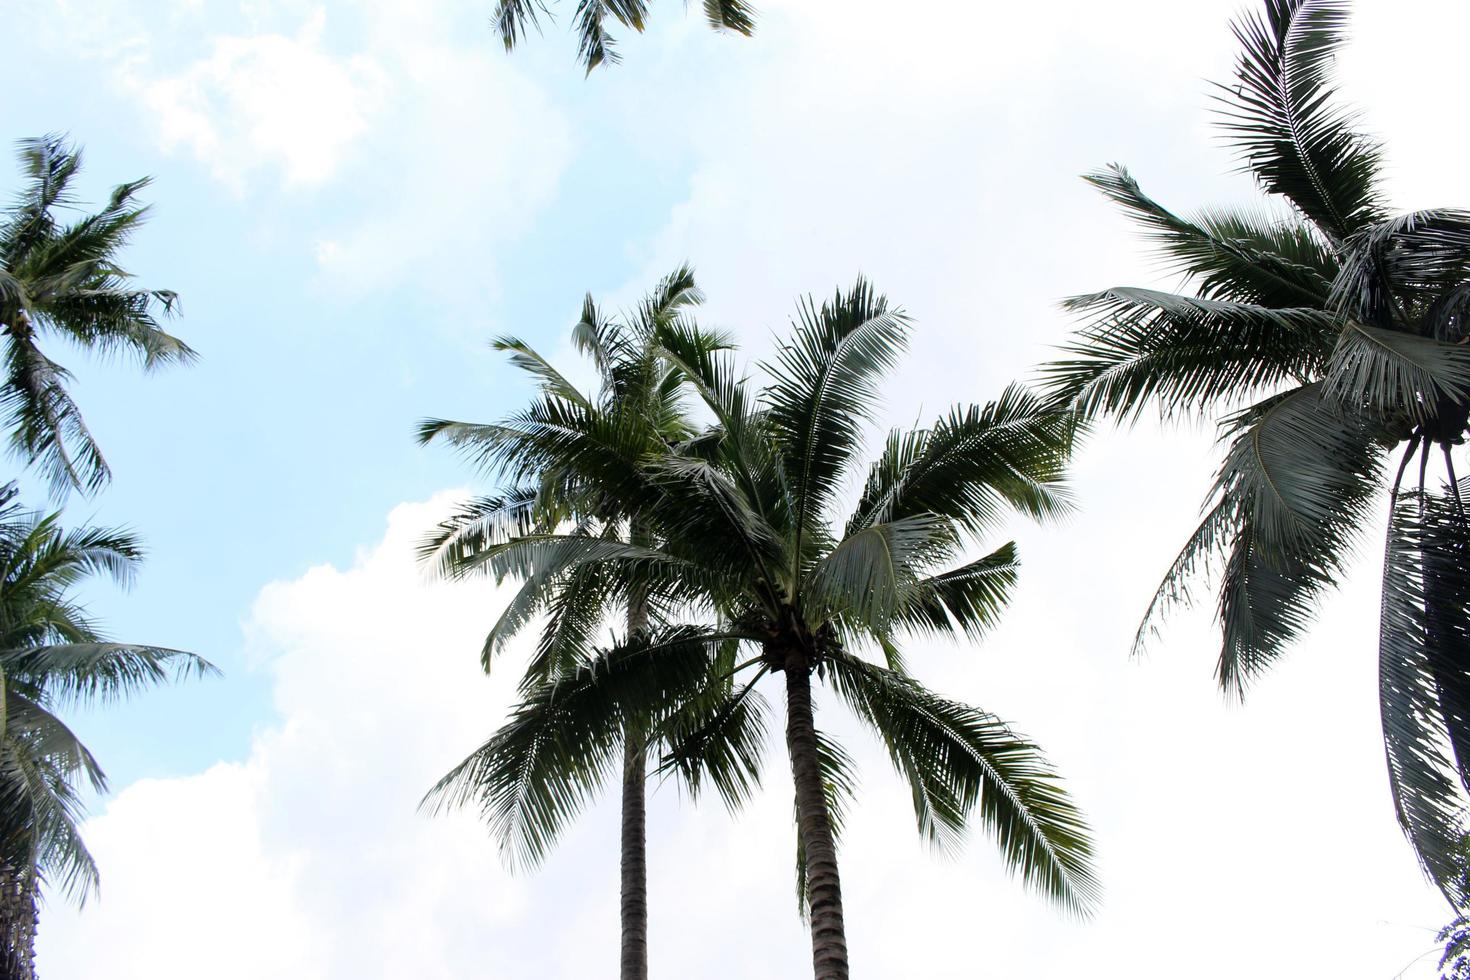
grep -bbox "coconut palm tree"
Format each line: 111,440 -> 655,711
439,279 -> 1099,978
418,267 -> 741,980
0,134 -> 194,498
0,482 -> 214,978
1043,0 -> 1470,907
491,0 -> 754,73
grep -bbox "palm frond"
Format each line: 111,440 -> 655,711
825,652 -> 1100,916
1048,287 -> 1334,421
1379,486 -> 1470,906
422,626 -> 740,869
703,0 -> 755,34
0,644 -> 216,707
848,385 -> 1075,539
766,279 -> 911,561
1078,166 -> 1336,308
1324,319 -> 1470,421
893,541 -> 1021,641
492,336 -> 593,409
804,515 -> 953,633
1216,0 -> 1383,239
1212,384 -> 1382,691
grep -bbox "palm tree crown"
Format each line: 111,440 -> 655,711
419,267 -> 747,980
0,483 -> 214,977
1044,0 -> 1470,907
0,135 -> 194,498
433,278 -> 1099,979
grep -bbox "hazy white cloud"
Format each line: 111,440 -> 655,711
40,497 -> 539,979
124,8 -> 386,190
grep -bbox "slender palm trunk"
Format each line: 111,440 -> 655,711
783,648 -> 849,980
0,864 -> 36,980
620,593 -> 651,980
620,729 -> 648,980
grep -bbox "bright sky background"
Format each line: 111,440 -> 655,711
6,0 -> 1469,976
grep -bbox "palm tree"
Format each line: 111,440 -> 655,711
439,279 -> 1099,978
418,267 -> 738,980
0,482 -> 214,979
1043,0 -> 1470,908
491,0 -> 755,73
0,134 -> 195,498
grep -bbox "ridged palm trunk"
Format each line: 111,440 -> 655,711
620,729 -> 648,980
620,596 -> 651,980
0,864 -> 37,980
783,647 -> 849,980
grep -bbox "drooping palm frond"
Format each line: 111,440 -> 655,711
804,515 -> 953,634
1211,385 -> 1383,691
1380,487 -> 1470,906
491,0 -> 753,71
825,652 -> 1100,917
703,0 -> 755,34
417,488 -> 545,580
421,627 -> 745,869
1331,209 -> 1470,330
1324,319 -> 1470,422
656,657 -> 769,811
1216,0 -> 1383,239
891,541 -> 1021,642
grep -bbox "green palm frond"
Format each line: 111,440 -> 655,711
825,652 -> 1100,916
1,135 -> 190,498
1078,166 -> 1336,308
1049,287 -> 1333,420
1216,0 -> 1383,239
1133,499 -> 1235,658
656,659 -> 769,811
492,336 -> 593,409
804,515 -> 953,633
848,385 -> 1075,539
892,541 -> 1021,641
0,644 -> 215,707
1332,209 -> 1470,329
1324,320 -> 1470,421
422,626 -> 742,869
417,488 -> 545,580
766,279 -> 911,560
1212,385 -> 1382,691
1380,487 -> 1470,906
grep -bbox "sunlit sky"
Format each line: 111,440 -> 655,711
7,0 -> 1469,976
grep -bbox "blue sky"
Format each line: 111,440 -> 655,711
8,0 -> 1470,976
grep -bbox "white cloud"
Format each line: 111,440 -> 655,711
125,8 -> 386,190
39,496 -> 540,979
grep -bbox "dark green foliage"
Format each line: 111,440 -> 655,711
1044,0 -> 1470,906
0,483 -> 214,900
491,0 -> 755,73
0,136 -> 194,498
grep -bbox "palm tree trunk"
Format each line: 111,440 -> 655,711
620,590 -> 651,980
620,729 -> 649,980
783,648 -> 849,980
0,864 -> 36,980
